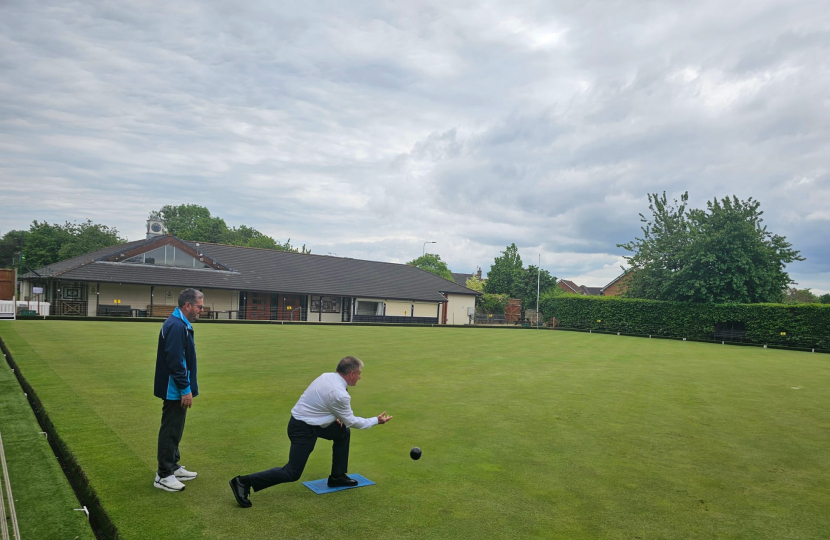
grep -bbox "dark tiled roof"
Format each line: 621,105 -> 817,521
21,237 -> 477,302
19,238 -> 152,279
559,280 -> 602,296
558,280 -> 581,293
452,272 -> 474,285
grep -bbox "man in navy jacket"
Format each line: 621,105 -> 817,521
153,288 -> 203,492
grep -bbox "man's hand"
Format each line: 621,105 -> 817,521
181,392 -> 193,409
377,411 -> 393,424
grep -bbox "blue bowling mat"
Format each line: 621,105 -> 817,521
302,474 -> 375,494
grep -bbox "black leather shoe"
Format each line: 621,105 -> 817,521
327,474 -> 358,488
229,476 -> 252,508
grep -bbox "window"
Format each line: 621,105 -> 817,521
311,296 -> 341,313
122,245 -> 211,269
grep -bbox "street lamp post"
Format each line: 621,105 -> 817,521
423,241 -> 437,257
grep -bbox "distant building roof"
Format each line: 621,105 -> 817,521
21,236 -> 478,303
601,270 -> 632,292
452,272 -> 474,285
558,279 -> 602,296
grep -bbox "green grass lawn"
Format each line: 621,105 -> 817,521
1,321 -> 829,539
0,329 -> 96,540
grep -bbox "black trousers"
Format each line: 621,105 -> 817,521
246,416 -> 351,492
157,399 -> 187,478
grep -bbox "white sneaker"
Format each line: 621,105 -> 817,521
174,466 -> 198,481
154,474 -> 186,492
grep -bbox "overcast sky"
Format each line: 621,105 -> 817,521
1,0 -> 828,292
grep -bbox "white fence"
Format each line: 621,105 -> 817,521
0,300 -> 51,318
0,300 -> 13,320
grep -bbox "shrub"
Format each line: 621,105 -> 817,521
540,296 -> 830,349
477,293 -> 509,314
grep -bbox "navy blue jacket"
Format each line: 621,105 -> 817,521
154,308 -> 199,400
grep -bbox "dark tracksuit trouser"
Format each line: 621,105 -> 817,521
157,399 -> 187,478
245,416 -> 351,492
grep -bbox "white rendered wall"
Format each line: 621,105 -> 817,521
413,302 -> 440,318
310,312 -> 342,323
444,293 -> 476,325
93,284 -> 237,315
383,300 -> 411,316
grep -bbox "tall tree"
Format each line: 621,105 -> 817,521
484,243 -> 523,294
464,275 -> 484,292
781,288 -> 818,304
619,193 -> 803,303
24,220 -> 124,269
510,265 -> 557,309
157,205 -> 309,252
59,221 -> 124,261
406,253 -> 453,281
0,230 -> 27,268
617,192 -> 691,300
222,225 -> 281,249
819,293 -> 830,305
158,204 -> 227,243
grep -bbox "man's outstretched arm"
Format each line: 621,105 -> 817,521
331,396 -> 392,429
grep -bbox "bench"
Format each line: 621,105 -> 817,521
475,314 -> 507,325
147,305 -> 176,318
145,305 -> 212,318
714,329 -> 746,341
98,305 -> 132,317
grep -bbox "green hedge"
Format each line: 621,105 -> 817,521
540,296 -> 830,350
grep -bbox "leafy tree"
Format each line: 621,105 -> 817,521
484,243 -> 523,294
157,205 -> 309,252
0,230 -> 27,268
280,238 -> 310,254
619,193 -> 803,303
781,288 -> 818,304
24,221 -> 72,269
819,293 -> 830,305
24,220 -> 124,269
222,225 -> 280,250
465,275 -> 484,292
618,192 -> 690,300
510,265 -> 557,310
158,205 -> 227,243
477,293 -> 508,314
680,196 -> 803,303
406,253 -> 453,281
59,221 -> 124,261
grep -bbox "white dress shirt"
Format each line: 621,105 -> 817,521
291,372 -> 379,429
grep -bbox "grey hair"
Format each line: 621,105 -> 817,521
178,288 -> 204,308
336,356 -> 364,375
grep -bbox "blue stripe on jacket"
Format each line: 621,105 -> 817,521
166,307 -> 192,399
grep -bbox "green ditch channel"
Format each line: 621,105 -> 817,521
0,335 -> 118,540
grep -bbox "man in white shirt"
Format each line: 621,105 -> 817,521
229,356 -> 392,507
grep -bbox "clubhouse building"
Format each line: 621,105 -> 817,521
18,230 -> 478,325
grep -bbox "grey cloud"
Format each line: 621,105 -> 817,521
1,0 -> 828,291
